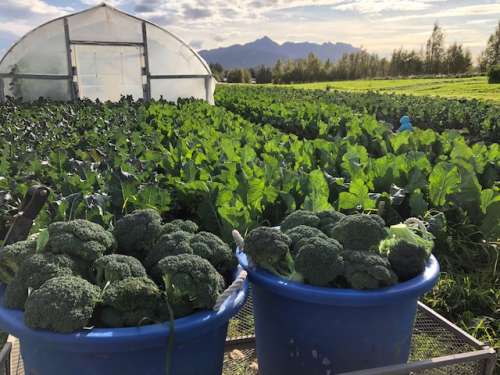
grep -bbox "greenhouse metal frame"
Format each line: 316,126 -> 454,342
0,3 -> 215,103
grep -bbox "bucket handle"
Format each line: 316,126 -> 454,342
212,230 -> 247,311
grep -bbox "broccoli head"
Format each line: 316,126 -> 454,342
47,220 -> 116,263
157,254 -> 224,318
4,253 -> 86,310
143,231 -> 194,271
190,231 -> 237,278
343,251 -> 398,290
380,238 -> 428,281
280,210 -> 320,232
244,227 -> 295,278
284,225 -> 328,257
24,276 -> 100,333
0,238 -> 37,284
379,221 -> 434,281
114,209 -> 163,261
92,254 -> 147,287
99,276 -> 162,327
331,214 -> 387,252
161,219 -> 199,235
295,237 -> 344,287
316,210 -> 346,237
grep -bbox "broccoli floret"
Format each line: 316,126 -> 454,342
114,209 -> 163,261
379,221 -> 434,281
47,220 -> 116,263
280,210 -> 320,232
245,227 -> 296,278
161,219 -> 199,235
143,231 -> 194,271
317,210 -> 346,236
4,253 -> 85,310
343,251 -> 398,290
92,254 -> 147,287
24,276 -> 100,333
190,231 -> 237,278
99,277 -> 162,327
380,238 -> 428,281
331,214 -> 387,252
284,225 -> 328,257
295,237 -> 344,287
157,254 -> 224,318
0,238 -> 36,284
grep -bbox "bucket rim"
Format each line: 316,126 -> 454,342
0,267 -> 248,345
237,249 -> 439,306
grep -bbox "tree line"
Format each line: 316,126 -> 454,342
210,21 -> 500,84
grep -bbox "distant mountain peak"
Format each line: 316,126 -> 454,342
199,37 -> 360,69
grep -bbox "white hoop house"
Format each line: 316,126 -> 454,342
0,3 -> 216,103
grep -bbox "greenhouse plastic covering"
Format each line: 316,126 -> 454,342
0,4 -> 215,103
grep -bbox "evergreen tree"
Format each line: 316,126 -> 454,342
425,22 -> 445,74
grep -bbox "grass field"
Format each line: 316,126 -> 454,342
287,76 -> 500,103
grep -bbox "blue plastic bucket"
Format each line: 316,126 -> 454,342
0,268 -> 248,375
238,251 -> 439,374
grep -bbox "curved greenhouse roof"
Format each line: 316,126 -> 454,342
0,3 -> 215,103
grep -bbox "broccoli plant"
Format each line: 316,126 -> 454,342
46,220 -> 116,264
99,277 -> 163,328
294,237 -> 344,287
280,210 -> 320,232
379,221 -> 434,281
244,226 -> 297,279
114,209 -> 163,261
343,251 -> 398,290
92,254 -> 147,287
157,254 -> 225,318
330,214 -> 387,252
24,276 -> 100,333
0,238 -> 36,284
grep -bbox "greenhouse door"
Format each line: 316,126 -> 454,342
73,44 -> 144,101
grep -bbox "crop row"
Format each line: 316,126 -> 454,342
215,85 -> 500,141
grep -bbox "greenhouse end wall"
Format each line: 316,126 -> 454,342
0,4 -> 215,104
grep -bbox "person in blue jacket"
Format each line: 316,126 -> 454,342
397,115 -> 413,132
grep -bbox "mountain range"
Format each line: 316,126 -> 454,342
198,36 -> 360,69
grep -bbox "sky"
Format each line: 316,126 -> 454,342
0,0 -> 499,60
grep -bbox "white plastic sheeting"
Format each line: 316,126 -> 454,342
0,4 -> 215,103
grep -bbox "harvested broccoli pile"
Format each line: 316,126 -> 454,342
0,210 -> 237,333
244,210 -> 435,290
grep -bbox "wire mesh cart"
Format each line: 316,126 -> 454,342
222,293 -> 497,375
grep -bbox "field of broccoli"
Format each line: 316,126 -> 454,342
0,85 -> 498,371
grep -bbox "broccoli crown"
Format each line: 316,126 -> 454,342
280,210 -> 320,232
295,237 -> 344,287
190,231 -> 237,277
284,225 -> 328,257
244,227 -> 295,277
385,223 -> 434,255
47,220 -> 116,263
343,251 -> 398,290
92,254 -> 147,287
113,209 -> 163,261
99,276 -> 162,327
331,214 -> 387,252
0,238 -> 37,285
317,210 -> 346,233
380,238 -> 428,281
24,276 -> 100,333
157,254 -> 224,318
161,219 -> 199,235
4,253 -> 85,310
143,231 -> 194,270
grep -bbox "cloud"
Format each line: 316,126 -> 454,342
190,39 -> 203,49
333,0 -> 445,14
383,3 -> 500,21
182,5 -> 213,19
0,0 -> 72,18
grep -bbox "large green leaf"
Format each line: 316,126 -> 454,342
303,170 -> 332,212
429,162 -> 461,207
